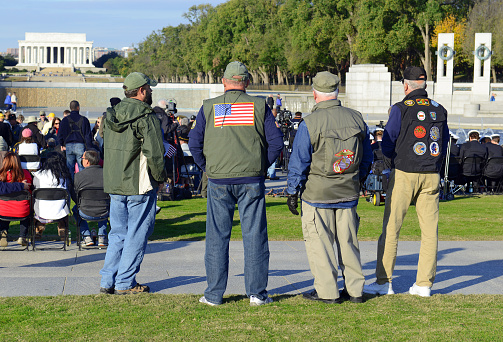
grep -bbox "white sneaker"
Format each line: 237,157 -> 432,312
199,296 -> 219,306
250,295 -> 273,306
363,282 -> 395,295
409,283 -> 431,297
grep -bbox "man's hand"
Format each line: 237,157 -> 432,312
287,193 -> 299,215
22,180 -> 31,190
61,146 -> 66,151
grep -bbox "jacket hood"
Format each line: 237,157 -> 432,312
106,98 -> 153,133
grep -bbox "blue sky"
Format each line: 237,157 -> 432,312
1,0 -> 227,52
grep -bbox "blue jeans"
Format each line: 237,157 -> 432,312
204,181 -> 269,304
267,161 -> 277,178
72,205 -> 108,236
12,103 -> 16,112
99,189 -> 157,291
65,143 -> 85,179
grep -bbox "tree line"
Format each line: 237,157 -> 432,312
95,0 -> 502,84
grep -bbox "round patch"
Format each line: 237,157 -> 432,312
431,100 -> 439,107
414,126 -> 427,138
413,142 -> 427,155
430,142 -> 440,156
430,126 -> 440,141
417,111 -> 426,121
404,100 -> 415,106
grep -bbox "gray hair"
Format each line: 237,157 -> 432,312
404,79 -> 426,90
180,117 -> 189,126
313,88 -> 339,99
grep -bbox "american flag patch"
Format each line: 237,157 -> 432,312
214,102 -> 254,127
163,141 -> 177,158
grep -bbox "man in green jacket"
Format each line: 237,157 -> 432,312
99,72 -> 167,295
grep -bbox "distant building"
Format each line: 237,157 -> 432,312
93,47 -> 118,61
17,32 -> 94,68
6,48 -> 19,57
119,47 -> 134,58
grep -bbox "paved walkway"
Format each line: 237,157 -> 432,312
0,240 -> 501,297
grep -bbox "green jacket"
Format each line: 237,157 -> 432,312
103,98 -> 167,195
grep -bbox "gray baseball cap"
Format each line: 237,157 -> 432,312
312,71 -> 340,93
223,61 -> 249,81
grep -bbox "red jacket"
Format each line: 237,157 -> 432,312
0,170 -> 32,218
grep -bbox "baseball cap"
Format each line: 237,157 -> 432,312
312,71 -> 340,93
48,112 -> 55,118
403,66 -> 427,81
123,72 -> 158,91
0,113 -> 4,119
223,61 -> 249,81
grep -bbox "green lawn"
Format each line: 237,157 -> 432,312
152,194 -> 503,241
0,294 -> 502,341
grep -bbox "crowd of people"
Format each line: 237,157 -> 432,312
0,62 -> 501,303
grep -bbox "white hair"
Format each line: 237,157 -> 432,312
157,99 -> 167,109
404,79 -> 426,90
313,88 -> 339,99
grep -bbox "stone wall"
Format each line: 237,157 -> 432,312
0,82 -> 224,112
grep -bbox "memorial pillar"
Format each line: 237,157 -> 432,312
435,33 -> 454,96
472,32 -> 492,96
50,45 -> 54,65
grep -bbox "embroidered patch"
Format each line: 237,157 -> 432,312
414,126 -> 427,139
430,126 -> 440,141
430,142 -> 440,156
417,111 -> 426,121
430,112 -> 437,120
333,149 -> 355,174
275,121 -> 280,128
431,100 -> 439,107
416,99 -> 430,106
413,142 -> 427,155
191,119 -> 197,129
404,100 -> 415,106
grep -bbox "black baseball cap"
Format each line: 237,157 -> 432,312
403,66 -> 427,81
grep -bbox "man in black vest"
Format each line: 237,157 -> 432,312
189,61 -> 283,306
57,100 -> 93,179
364,66 -> 449,297
286,71 -> 372,304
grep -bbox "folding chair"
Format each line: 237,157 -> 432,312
31,188 -> 71,251
462,156 -> 485,193
181,155 -> 202,195
0,190 -> 31,251
76,188 -> 110,251
19,155 -> 41,171
483,156 -> 503,193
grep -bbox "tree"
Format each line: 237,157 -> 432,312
93,52 -> 120,68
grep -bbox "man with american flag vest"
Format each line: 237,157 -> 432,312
189,61 -> 283,306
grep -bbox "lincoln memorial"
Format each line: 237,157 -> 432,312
17,32 -> 94,69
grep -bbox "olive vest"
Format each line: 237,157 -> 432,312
203,90 -> 267,179
393,89 -> 447,173
302,100 -> 366,203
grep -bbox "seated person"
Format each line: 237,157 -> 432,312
460,130 -> 488,192
32,152 -> 70,239
15,129 -> 40,171
70,150 -> 109,247
0,152 -> 32,246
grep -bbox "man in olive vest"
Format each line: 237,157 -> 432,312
286,71 -> 373,304
363,66 -> 449,297
188,61 -> 283,306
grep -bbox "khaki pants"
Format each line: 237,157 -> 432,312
376,169 -> 440,287
301,202 -> 365,299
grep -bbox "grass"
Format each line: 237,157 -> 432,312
152,194 -> 503,242
0,294 -> 502,341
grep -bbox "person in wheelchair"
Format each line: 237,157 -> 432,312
70,150 -> 109,247
32,152 -> 71,239
0,152 -> 32,246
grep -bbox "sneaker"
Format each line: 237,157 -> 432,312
100,286 -> 115,294
0,230 -> 8,247
98,236 -> 108,247
303,290 -> 342,304
114,283 -> 150,295
199,296 -> 220,306
250,295 -> 273,306
17,237 -> 28,246
409,283 -> 431,297
81,236 -> 94,247
339,288 -> 364,303
363,282 -> 395,295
